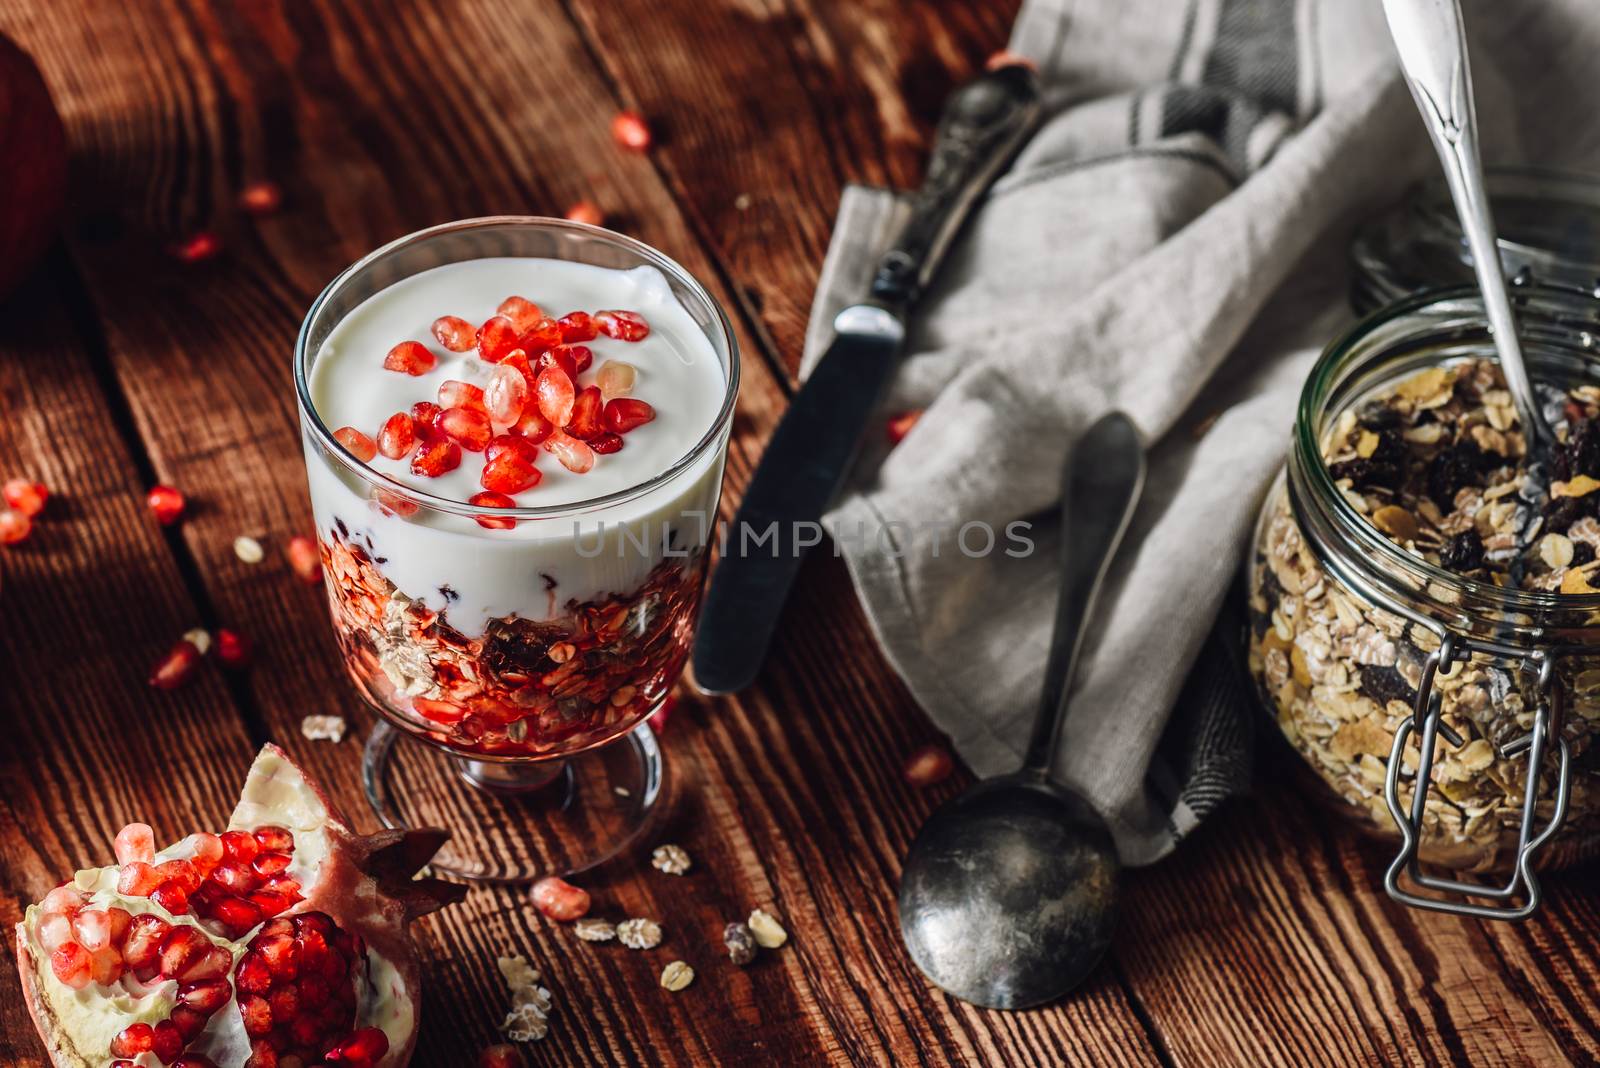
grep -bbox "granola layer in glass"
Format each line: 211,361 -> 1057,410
320,526 -> 703,757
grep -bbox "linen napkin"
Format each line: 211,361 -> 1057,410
806,0 -> 1600,865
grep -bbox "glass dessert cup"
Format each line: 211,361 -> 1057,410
294,217 -> 739,881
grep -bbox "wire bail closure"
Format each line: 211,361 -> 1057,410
1383,629 -> 1572,919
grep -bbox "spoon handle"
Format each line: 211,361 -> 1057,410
1023,412 -> 1147,777
1380,0 -> 1552,448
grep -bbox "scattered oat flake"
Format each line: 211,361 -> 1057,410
659,960 -> 695,992
497,954 -> 554,1043
613,786 -> 631,798
301,714 -> 347,743
651,843 -> 690,875
182,628 -> 212,656
616,917 -> 662,950
573,918 -> 616,942
748,908 -> 787,949
234,535 -> 265,563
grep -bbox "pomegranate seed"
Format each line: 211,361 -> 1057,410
595,359 -> 636,401
648,693 -> 675,733
595,309 -> 650,341
563,343 -> 594,373
106,906 -> 132,943
564,201 -> 604,227
530,875 -> 591,921
536,346 -> 579,382
151,1020 -> 183,1063
173,232 -> 221,263
238,992 -> 271,1034
543,430 -> 595,474
496,295 -> 544,334
590,432 -> 623,454
480,452 -> 542,495
567,387 -> 605,440
374,489 -> 420,518
149,639 -> 201,689
0,509 -> 30,545
439,406 -> 493,451
554,310 -> 599,344
326,1027 -> 390,1065
604,397 -> 656,433
238,180 -> 283,215
481,1044 -> 525,1068
188,831 -> 225,872
118,861 -> 160,894
212,895 -> 265,937
147,484 -> 186,525
248,890 -> 294,917
426,315 -> 471,352
71,909 -> 112,951
254,826 -> 293,852
111,1023 -> 156,1057
50,941 -> 91,988
89,944 -> 125,985
210,862 -> 256,896
500,348 -> 536,390
252,851 -> 291,877
414,697 -> 467,724
477,315 -> 520,363
411,400 -> 443,427
179,943 -> 233,983
438,379 -> 487,413
373,412 -> 416,460
902,744 -> 954,787
158,925 -> 209,976
37,913 -> 72,950
410,435 -> 462,477
611,109 -> 652,151
485,363 -> 529,425
156,858 -> 202,894
536,366 -> 576,425
150,882 -> 190,915
122,913 -> 171,969
3,478 -> 47,516
221,829 -> 261,863
41,885 -> 85,915
520,317 -> 563,354
886,409 -> 922,445
512,407 -> 555,444
286,535 -> 322,583
382,340 -> 436,376
180,976 -> 233,1013
215,627 -> 251,667
468,491 -> 518,529
333,426 -> 378,462
115,823 -> 156,865
486,434 -> 540,465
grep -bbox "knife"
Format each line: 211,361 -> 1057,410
693,64 -> 1043,695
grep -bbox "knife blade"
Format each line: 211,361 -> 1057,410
693,64 -> 1043,695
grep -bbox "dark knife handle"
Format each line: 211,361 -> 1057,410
870,64 -> 1043,308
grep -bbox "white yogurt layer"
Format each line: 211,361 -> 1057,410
304,256 -> 730,638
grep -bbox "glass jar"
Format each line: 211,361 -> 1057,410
1246,284 -> 1600,918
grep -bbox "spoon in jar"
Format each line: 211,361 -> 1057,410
1381,0 -> 1554,450
897,411 -> 1144,1009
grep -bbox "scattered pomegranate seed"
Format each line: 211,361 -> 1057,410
115,822 -> 156,865
286,535 -> 322,584
477,315 -> 520,363
611,109 -> 653,152
567,387 -> 605,440
886,409 -> 922,445
3,478 -> 47,516
438,379 -> 488,413
520,317 -> 563,354
485,363 -> 529,425
595,359 -> 636,401
378,412 -> 417,459
439,406 -> 493,452
985,49 -> 1038,72
0,509 -> 31,545
216,628 -> 251,668
902,744 -> 954,787
480,451 -> 542,495
486,434 -> 541,465
374,488 -> 421,517
564,201 -> 604,228
499,348 -> 536,390
468,491 -> 518,530
383,340 -> 436,376
530,875 -> 591,921
414,697 -> 467,724
512,407 -> 555,444
543,430 -> 595,474
149,640 -> 201,690
536,346 -> 579,382
431,314 -> 477,352
604,397 -> 656,433
535,366 -> 576,426
147,484 -> 186,525
563,344 -> 594,373
481,1043 -> 525,1068
333,426 -> 378,462
590,432 -> 623,454
496,295 -> 544,334
648,693 -> 676,733
410,400 -> 443,427
596,309 -> 649,341
411,435 -> 463,477
238,180 -> 284,215
558,311 -> 599,343
172,232 -> 221,263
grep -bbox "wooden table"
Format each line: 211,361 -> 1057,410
1,2 -> 1596,1065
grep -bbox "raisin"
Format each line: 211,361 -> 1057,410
1356,401 -> 1402,431
1575,542 -> 1597,567
1542,494 -> 1593,535
1329,458 -> 1401,492
1439,529 -> 1485,573
1553,418 -> 1600,481
1426,442 -> 1486,509
1359,664 -> 1417,710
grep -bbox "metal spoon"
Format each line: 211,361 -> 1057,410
1381,0 -> 1554,449
897,411 -> 1145,1010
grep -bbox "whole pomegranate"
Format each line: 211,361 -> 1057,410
14,745 -> 465,1067
0,32 -> 66,296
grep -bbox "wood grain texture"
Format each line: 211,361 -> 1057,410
1,0 -> 1597,1065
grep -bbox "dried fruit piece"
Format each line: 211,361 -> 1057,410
611,110 -> 652,152
747,908 -> 787,948
173,232 -> 221,263
411,435 -> 464,477
439,406 -> 494,452
604,398 -> 655,434
595,309 -> 650,341
530,876 -> 590,921
616,917 -> 662,950
535,366 -> 576,426
564,202 -> 603,227
469,490 -> 519,530
432,315 -> 477,352
147,484 -> 186,525
723,922 -> 757,965
0,509 -> 31,545
286,535 -> 323,583
215,628 -> 251,667
659,960 -> 694,991
383,340 -> 437,376
903,744 -> 954,787
543,431 -> 595,474
149,639 -> 202,689
886,410 -> 922,445
485,363 -> 529,425
478,315 -> 521,363
567,386 -> 605,440
439,379 -> 488,413
238,180 -> 283,215
573,918 -> 616,942
558,311 -> 598,343
379,412 -> 418,459
333,426 -> 378,462
3,478 -> 47,516
650,844 -> 690,875
496,295 -> 544,334
595,359 -> 636,401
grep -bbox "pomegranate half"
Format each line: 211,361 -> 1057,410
14,745 -> 465,1067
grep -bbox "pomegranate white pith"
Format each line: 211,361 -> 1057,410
15,745 -> 463,1067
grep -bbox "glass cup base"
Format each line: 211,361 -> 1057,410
362,715 -> 666,883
